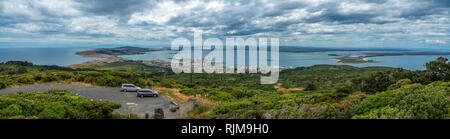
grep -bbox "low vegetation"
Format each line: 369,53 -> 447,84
0,57 -> 448,119
353,82 -> 449,119
0,89 -> 120,119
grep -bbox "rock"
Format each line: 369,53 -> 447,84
262,113 -> 272,119
169,106 -> 180,112
244,111 -> 265,119
188,97 -> 197,102
170,101 -> 178,106
188,97 -> 201,107
153,108 -> 164,119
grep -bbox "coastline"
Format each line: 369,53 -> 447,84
68,47 -> 450,70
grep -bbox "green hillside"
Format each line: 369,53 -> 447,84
0,57 -> 448,119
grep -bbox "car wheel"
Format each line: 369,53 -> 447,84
155,95 -> 158,97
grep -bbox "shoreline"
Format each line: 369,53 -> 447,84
75,46 -> 166,58
68,47 -> 450,70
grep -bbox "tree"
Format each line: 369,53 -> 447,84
352,83 -> 449,119
17,67 -> 28,74
335,84 -> 353,94
305,83 -> 317,91
387,78 -> 412,90
425,57 -> 449,82
426,57 -> 448,72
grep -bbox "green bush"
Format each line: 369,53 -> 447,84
352,83 -> 449,119
213,100 -> 255,115
210,91 -> 236,101
388,78 -> 412,90
0,90 -> 121,119
335,83 -> 353,94
305,83 -> 317,91
0,81 -> 7,89
353,57 -> 449,93
38,102 -> 68,119
16,75 -> 35,84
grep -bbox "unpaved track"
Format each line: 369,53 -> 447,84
0,83 -> 180,119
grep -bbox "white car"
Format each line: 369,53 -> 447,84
120,84 -> 141,92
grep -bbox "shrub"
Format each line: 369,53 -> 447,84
38,102 -> 68,119
388,78 -> 412,90
209,91 -> 236,101
0,81 -> 7,89
352,83 -> 449,119
16,75 -> 35,84
213,100 -> 254,115
335,84 -> 353,94
0,90 -> 121,119
305,83 -> 317,91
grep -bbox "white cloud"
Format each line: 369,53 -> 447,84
425,39 -> 448,45
0,0 -> 449,47
68,16 -> 118,35
1,0 -> 82,18
339,1 -> 373,14
33,0 -> 82,16
2,0 -> 46,20
15,23 -> 61,32
128,0 -> 215,25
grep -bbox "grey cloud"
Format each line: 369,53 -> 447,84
75,0 -> 155,16
0,0 -> 449,46
360,0 -> 388,4
398,0 -> 449,20
137,0 -> 449,38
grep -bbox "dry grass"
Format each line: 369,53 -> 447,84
151,86 -> 216,105
81,54 -> 112,58
66,57 -> 124,69
274,83 -> 305,93
6,81 -> 96,89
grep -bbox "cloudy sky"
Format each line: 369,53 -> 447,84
0,0 -> 449,48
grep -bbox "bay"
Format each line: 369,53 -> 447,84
121,50 -> 450,71
0,47 -> 104,66
0,47 -> 448,71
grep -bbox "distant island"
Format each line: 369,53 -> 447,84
331,51 -> 450,64
335,56 -> 376,64
278,46 -> 406,53
75,46 -> 166,58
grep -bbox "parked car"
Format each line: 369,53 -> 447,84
136,89 -> 159,98
120,84 -> 141,92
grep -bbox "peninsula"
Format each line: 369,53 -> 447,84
75,46 -> 166,58
331,51 -> 450,64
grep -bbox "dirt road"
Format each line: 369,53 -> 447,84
0,83 -> 183,119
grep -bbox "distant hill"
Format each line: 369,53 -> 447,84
75,46 -> 166,58
278,46 -> 408,53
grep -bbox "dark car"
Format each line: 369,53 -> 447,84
136,89 -> 159,98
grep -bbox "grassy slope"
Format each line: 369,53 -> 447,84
1,59 -> 448,119
76,60 -> 397,91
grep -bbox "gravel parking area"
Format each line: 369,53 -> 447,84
0,83 -> 180,119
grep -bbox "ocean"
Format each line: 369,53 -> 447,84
0,47 -> 448,70
121,50 -> 449,71
0,47 -> 104,66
